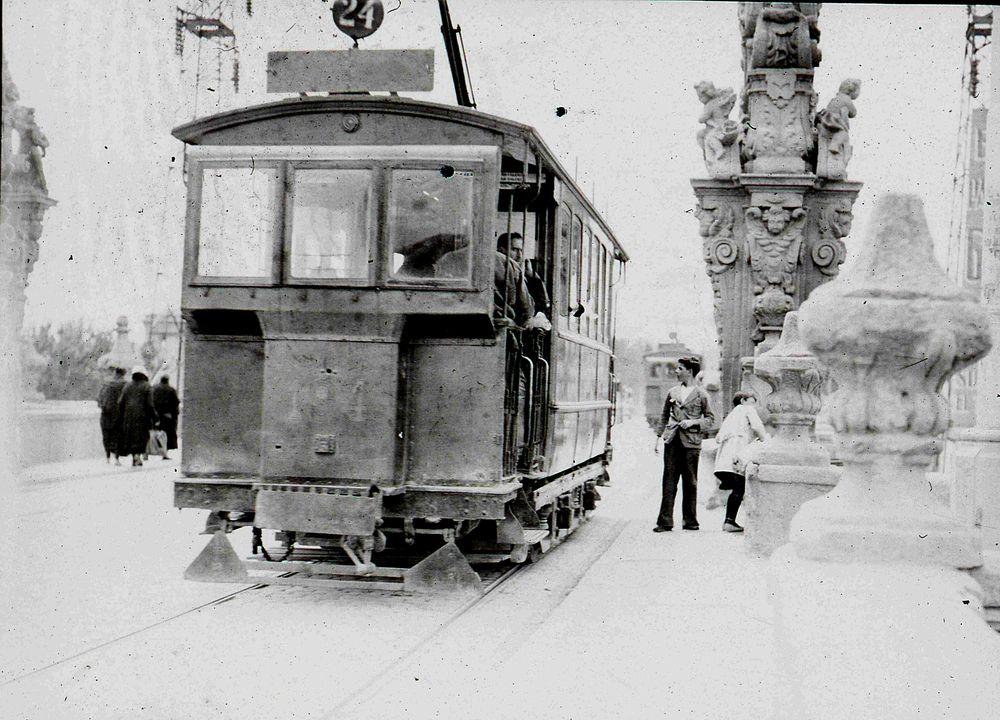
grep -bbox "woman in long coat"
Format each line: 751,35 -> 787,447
97,366 -> 126,463
117,366 -> 157,466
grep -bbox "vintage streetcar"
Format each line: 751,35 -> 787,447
172,87 -> 629,591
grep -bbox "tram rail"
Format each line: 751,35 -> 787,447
2,558 -> 527,689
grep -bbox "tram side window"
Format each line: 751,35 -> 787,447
571,216 -> 583,333
198,168 -> 279,279
597,242 -> 607,345
389,169 -> 474,281
582,228 -> 593,338
557,207 -> 571,316
289,169 -> 373,280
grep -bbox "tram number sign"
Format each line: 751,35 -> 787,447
331,0 -> 384,40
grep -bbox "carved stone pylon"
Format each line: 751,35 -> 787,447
744,311 -> 837,556
793,194 -> 993,568
693,6 -> 862,416
1,53 -> 56,477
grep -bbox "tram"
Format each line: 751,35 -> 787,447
172,88 -> 629,590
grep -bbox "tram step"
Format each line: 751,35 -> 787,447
523,528 -> 551,544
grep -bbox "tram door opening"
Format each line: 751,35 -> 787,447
498,180 -> 553,475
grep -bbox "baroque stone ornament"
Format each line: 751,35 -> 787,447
815,78 -> 861,180
793,194 -> 993,568
746,195 -> 807,349
695,81 -> 742,179
812,196 -> 853,276
739,2 -> 822,72
698,201 -> 739,340
744,311 -> 836,555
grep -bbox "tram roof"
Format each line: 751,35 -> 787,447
172,94 -> 629,261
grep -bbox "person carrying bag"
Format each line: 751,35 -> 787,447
146,427 -> 168,459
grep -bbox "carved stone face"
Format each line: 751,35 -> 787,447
764,207 -> 791,235
834,204 -> 853,235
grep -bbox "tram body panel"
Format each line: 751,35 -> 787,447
259,336 -> 401,482
181,330 -> 264,477
405,339 -> 506,486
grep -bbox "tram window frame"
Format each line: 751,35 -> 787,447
582,227 -> 594,339
597,241 -> 607,345
284,164 -> 377,286
191,161 -> 284,286
385,163 -> 481,289
571,216 -> 583,334
557,206 -> 572,318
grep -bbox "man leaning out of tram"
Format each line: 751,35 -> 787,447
495,232 -> 551,331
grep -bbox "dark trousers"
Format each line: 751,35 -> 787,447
724,474 -> 745,523
657,438 -> 699,528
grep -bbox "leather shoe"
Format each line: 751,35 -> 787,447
682,524 -> 700,531
652,526 -> 672,533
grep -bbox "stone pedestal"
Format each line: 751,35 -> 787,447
771,193 -> 997,717
770,545 -> 1000,720
744,312 -> 837,556
794,196 -> 990,569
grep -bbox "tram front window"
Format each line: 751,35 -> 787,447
290,169 -> 373,281
198,167 -> 279,278
389,169 -> 474,281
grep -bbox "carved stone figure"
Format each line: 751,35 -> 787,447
695,82 -> 742,179
742,2 -> 822,70
815,78 -> 861,179
746,198 -> 807,349
12,107 -> 49,195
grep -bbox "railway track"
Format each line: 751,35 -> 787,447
2,556 -> 526,690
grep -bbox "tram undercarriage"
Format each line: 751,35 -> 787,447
179,460 -> 606,593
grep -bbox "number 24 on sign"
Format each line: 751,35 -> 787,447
333,0 -> 383,33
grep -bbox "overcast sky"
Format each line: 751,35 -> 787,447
2,1 -> 974,363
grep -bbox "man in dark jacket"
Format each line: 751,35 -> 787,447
653,356 -> 716,532
152,375 -> 180,459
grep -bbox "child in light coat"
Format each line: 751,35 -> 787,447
713,390 -> 769,532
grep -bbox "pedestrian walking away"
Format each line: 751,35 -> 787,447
713,390 -> 769,533
653,356 -> 715,532
116,366 -> 157,467
97,366 -> 126,464
152,375 -> 180,459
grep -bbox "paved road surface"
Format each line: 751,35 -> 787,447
2,419 -> 775,719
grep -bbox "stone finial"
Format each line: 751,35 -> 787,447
695,81 -> 742,179
754,311 -> 824,422
794,194 -> 993,567
815,78 -> 861,180
743,311 -> 836,555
